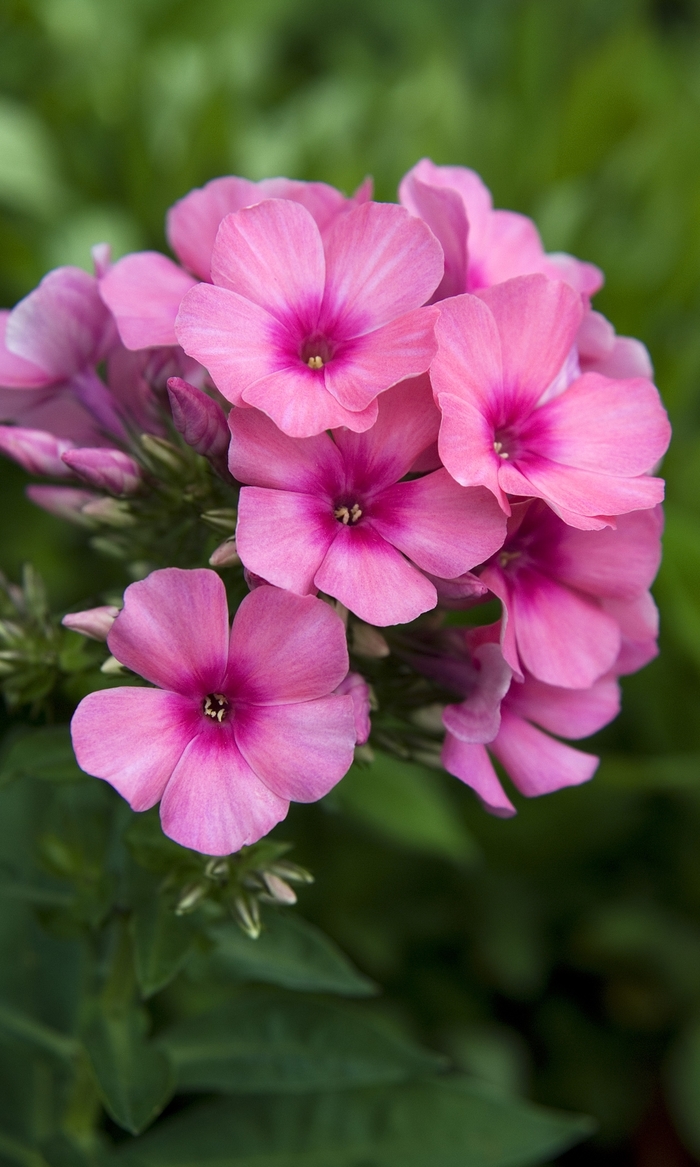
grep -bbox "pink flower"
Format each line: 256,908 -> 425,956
176,199 -> 443,437
335,671 -> 372,745
479,501 -> 663,689
61,447 -> 142,496
0,426 -> 75,478
399,158 -> 602,301
229,378 -> 506,625
576,309 -> 654,381
62,605 -> 120,641
166,376 -> 230,474
70,569 -> 357,855
431,275 -> 671,530
100,175 -> 372,351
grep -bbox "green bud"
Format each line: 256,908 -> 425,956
141,434 -> 187,471
201,508 -> 238,533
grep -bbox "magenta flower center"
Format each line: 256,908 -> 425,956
300,334 -> 335,370
334,501 -> 363,525
493,425 -> 520,461
203,692 -> 230,723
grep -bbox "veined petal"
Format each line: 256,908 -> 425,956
322,307 -> 438,412
0,312 -> 52,388
492,710 -> 598,796
236,487 -> 337,594
227,586 -> 349,704
397,172 -> 468,300
160,728 -> 288,855
436,391 -> 507,509
441,736 -> 516,817
100,253 -> 197,350
554,507 -> 663,599
315,524 -> 438,626
8,267 -> 114,376
234,695 -> 356,802
71,687 -> 195,811
108,568 -> 229,695
242,367 -> 379,438
505,675 -> 620,740
432,294 -> 503,413
167,176 -> 262,279
514,456 -> 665,521
229,404 -> 344,491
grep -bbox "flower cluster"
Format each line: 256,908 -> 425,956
0,161 -> 670,853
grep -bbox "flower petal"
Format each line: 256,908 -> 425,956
505,675 -> 620,739
8,268 -> 114,377
314,523 -> 437,626
234,695 -> 356,802
229,404 -> 343,491
492,710 -> 598,796
431,294 -> 503,414
167,176 -> 262,279
436,391 -> 507,509
0,312 -> 51,387
108,568 -> 229,695
513,455 -> 665,521
236,487 -> 336,594
441,736 -> 516,817
555,507 -> 663,599
441,643 -> 512,743
71,687 -> 195,810
100,253 -> 197,349
227,586 -> 349,704
322,307 -> 438,412
242,367 -> 379,438
159,728 -> 288,855
398,171 -> 468,300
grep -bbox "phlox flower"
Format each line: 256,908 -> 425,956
399,158 -> 602,301
71,569 -> 358,855
479,501 -> 663,689
576,308 -> 654,381
229,377 -> 506,625
431,275 -> 671,529
175,198 -> 443,437
100,174 -> 372,351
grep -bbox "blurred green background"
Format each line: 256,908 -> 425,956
3,0 -> 700,1161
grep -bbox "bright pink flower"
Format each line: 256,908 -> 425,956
61,447 -> 142,496
70,569 -> 357,855
229,378 -> 506,625
0,426 -> 75,478
176,199 -> 443,437
399,158 -> 602,301
479,501 -> 663,689
100,175 -> 372,351
62,605 -> 120,641
577,309 -> 653,380
431,276 -> 671,529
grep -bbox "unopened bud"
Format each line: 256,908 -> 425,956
167,378 -> 230,463
62,604 -> 120,641
204,857 -> 230,882
209,536 -> 240,567
91,242 -> 112,279
354,743 -> 375,765
81,497 -> 136,527
201,508 -> 237,534
262,872 -> 297,905
269,861 -> 314,885
0,426 -> 76,478
26,485 -> 100,526
100,654 -> 128,675
175,882 -> 208,915
411,703 -> 447,733
62,448 -> 141,496
234,894 -> 262,939
140,433 -> 186,471
351,623 -> 390,658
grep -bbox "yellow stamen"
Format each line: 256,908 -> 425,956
307,355 -> 324,369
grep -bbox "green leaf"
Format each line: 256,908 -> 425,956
159,991 -> 445,1094
336,752 -> 479,864
0,1000 -> 79,1062
210,913 -> 377,997
129,873 -> 198,999
0,728 -> 83,787
110,1077 -> 594,1166
664,1016 -> 700,1156
81,1002 -> 174,1135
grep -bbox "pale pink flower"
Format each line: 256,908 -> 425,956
399,158 -> 602,301
100,175 -> 372,351
431,275 -> 671,530
229,378 -> 506,625
62,605 -> 120,641
176,199 -> 443,437
70,569 -> 357,855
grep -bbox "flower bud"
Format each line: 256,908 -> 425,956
140,433 -> 186,471
62,448 -> 142,496
0,426 -> 76,478
351,623 -> 390,658
62,605 -> 120,641
175,882 -> 208,915
201,508 -> 237,533
167,377 -> 230,464
26,485 -> 100,526
91,242 -> 112,279
209,536 -> 240,567
81,497 -> 136,527
234,893 -> 262,939
335,671 -> 371,745
262,872 -> 297,905
100,655 -> 128,675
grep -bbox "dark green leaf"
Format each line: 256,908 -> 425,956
665,1016 -> 700,1156
0,728 -> 83,787
130,874 -> 198,999
0,1001 -> 78,1062
82,1002 -> 174,1135
110,1077 -> 594,1166
337,753 -> 479,864
159,991 -> 444,1094
210,913 -> 377,997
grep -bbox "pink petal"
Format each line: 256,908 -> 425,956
401,160 -> 493,242
228,404 -> 343,491
475,211 -> 548,288
371,471 -> 507,578
0,425 -> 75,477
159,727 -> 288,855
476,568 -> 521,678
587,336 -> 653,380
554,507 -> 663,599
441,736 -> 515,817
604,590 -> 659,642
321,202 -> 443,334
166,176 -> 261,279
441,642 -> 512,743
71,687 -> 195,811
542,252 -> 603,298
435,392 -> 506,509
431,294 -> 503,414
7,268 -> 114,377
0,312 -> 51,388
322,307 -> 438,413
257,177 -> 352,234
235,487 -> 336,594
492,710 -> 598,797
227,586 -> 349,704
504,675 -> 620,739
211,200 -> 325,325
475,275 -> 583,412
108,568 -> 229,696
234,695 -> 356,801
62,605 -> 119,641
331,374 -> 440,491
398,172 -> 467,300
99,253 -> 197,349
242,366 -> 379,438
314,523 -> 437,626
513,456 -> 665,522
335,671 -> 372,744
526,373 -> 671,477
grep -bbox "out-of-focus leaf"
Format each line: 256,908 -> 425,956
598,752 -> 700,792
0,1130 -> 49,1167
81,1002 -> 174,1135
0,1001 -> 78,1062
655,506 -> 700,675
336,752 -> 479,864
0,98 -> 67,218
210,913 -> 377,997
110,1077 -> 594,1166
159,990 -> 445,1094
0,728 -> 83,787
129,871 -> 198,999
664,1016 -> 700,1157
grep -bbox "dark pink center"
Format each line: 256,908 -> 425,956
300,334 -> 335,370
